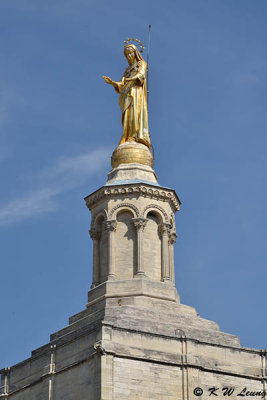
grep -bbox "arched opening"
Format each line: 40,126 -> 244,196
115,210 -> 136,279
143,211 -> 161,281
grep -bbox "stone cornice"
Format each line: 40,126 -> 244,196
84,183 -> 181,211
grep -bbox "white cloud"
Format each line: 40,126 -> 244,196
0,188 -> 58,225
0,148 -> 111,226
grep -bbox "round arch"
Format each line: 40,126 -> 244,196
91,210 -> 108,229
109,203 -> 140,219
142,204 -> 169,223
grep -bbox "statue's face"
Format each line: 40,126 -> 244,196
125,49 -> 135,65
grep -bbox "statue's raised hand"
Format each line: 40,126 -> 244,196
102,76 -> 113,85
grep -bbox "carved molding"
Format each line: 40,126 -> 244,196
109,203 -> 140,219
170,213 -> 175,228
85,185 -> 180,212
142,204 -> 169,223
94,342 -> 106,355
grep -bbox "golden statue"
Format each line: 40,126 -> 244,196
103,42 -> 151,150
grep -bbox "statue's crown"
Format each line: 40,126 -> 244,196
123,37 -> 145,53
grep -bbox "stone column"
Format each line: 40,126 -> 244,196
169,232 -> 177,286
89,228 -> 101,288
105,220 -> 117,280
160,223 -> 171,282
133,218 -> 148,277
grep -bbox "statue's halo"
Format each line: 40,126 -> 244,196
123,37 -> 145,53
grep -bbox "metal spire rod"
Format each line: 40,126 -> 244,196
147,24 -> 151,110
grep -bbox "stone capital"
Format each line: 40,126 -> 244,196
89,228 -> 101,241
132,217 -> 148,231
159,223 -> 171,236
169,232 -> 177,245
105,220 -> 117,232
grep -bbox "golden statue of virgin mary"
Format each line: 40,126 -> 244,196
103,43 -> 151,150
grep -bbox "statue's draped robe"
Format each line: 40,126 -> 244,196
115,60 -> 151,149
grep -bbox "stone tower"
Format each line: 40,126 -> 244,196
86,141 -> 180,308
1,140 -> 266,400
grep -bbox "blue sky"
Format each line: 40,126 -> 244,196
0,0 -> 266,368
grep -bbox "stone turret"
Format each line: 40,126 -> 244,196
85,144 -> 181,306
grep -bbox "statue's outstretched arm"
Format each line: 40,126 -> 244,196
102,76 -> 124,93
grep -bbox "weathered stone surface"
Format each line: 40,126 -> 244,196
1,294 -> 265,399
87,279 -> 180,306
